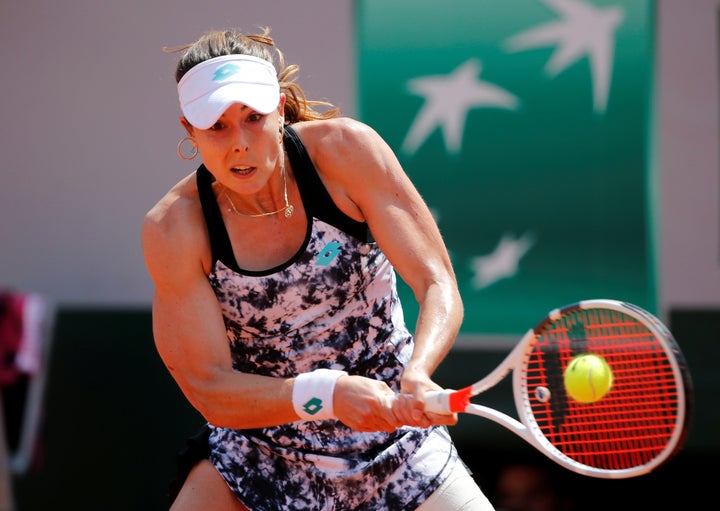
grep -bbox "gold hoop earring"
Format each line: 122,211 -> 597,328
177,137 -> 198,160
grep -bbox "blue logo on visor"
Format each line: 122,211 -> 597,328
213,63 -> 241,82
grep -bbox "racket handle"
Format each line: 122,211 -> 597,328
425,387 -> 472,414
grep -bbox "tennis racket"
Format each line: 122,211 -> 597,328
426,299 -> 692,479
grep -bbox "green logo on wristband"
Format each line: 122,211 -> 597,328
303,397 -> 323,415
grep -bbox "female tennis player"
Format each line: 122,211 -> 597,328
141,27 -> 493,511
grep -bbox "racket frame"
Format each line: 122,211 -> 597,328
425,299 -> 691,479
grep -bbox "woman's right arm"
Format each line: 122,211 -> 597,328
141,187 -> 400,432
141,189 -> 299,429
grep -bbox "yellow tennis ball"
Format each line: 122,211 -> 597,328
564,354 -> 613,403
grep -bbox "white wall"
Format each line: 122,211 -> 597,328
1,0 -> 718,312
656,0 -> 720,311
0,0 -> 354,306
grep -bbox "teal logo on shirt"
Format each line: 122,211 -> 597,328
317,242 -> 342,266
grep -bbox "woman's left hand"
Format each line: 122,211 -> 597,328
392,370 -> 458,428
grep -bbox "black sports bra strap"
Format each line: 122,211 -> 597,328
196,165 -> 238,271
283,125 -> 371,242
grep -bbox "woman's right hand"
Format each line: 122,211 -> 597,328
333,375 -> 402,432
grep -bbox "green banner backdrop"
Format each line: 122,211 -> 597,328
356,0 -> 656,339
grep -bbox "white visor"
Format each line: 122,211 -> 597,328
177,54 -> 280,129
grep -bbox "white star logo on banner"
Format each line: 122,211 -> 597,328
402,58 -> 518,156
505,0 -> 624,113
469,232 -> 536,290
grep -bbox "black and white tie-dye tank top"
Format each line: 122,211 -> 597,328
196,125 -> 459,510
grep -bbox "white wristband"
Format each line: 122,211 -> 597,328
292,369 -> 347,421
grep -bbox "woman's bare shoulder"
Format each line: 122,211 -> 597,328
292,117 -> 379,150
142,171 -> 210,279
291,118 -> 391,179
144,172 -> 200,231
289,118 -> 397,223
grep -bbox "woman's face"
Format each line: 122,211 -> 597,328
184,94 -> 286,195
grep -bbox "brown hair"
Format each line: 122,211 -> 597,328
164,27 -> 340,124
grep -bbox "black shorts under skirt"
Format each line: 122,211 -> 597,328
167,424 -> 211,503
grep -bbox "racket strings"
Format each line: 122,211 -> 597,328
524,308 -> 682,471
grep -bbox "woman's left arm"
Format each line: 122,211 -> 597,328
305,118 -> 463,427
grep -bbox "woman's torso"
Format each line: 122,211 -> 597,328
195,125 -> 455,510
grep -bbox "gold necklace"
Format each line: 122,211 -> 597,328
224,157 -> 295,219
